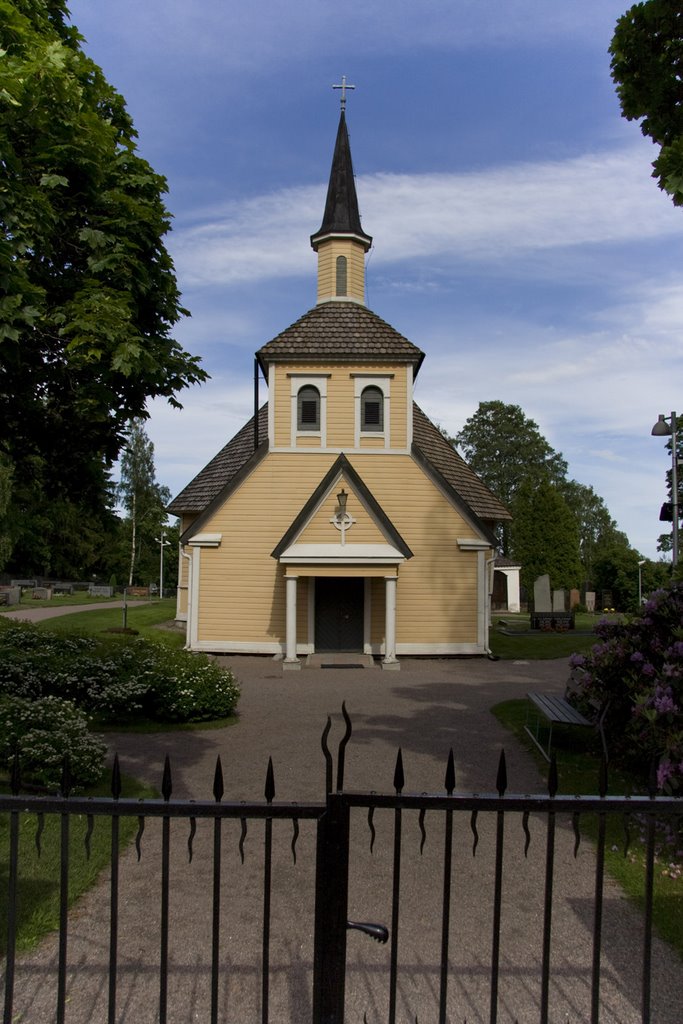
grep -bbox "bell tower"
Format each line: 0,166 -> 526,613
310,79 -> 372,305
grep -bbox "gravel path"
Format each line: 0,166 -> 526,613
3,643 -> 681,1022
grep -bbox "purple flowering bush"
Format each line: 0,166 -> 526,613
569,581 -> 683,794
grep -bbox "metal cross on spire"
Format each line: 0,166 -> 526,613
332,75 -> 355,111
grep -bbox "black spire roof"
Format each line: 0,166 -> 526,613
310,111 -> 372,250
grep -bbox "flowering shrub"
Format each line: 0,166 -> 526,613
0,695 -> 107,789
569,581 -> 683,794
0,621 -> 240,725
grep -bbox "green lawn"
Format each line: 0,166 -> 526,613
0,592 -> 135,611
488,611 -> 619,660
0,773 -> 157,954
34,597 -> 185,648
492,699 -> 682,958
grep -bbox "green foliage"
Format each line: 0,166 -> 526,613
593,545 -> 669,612
450,402 -> 643,587
492,698 -> 682,955
0,772 -> 156,955
611,0 -> 683,206
0,454 -> 12,570
0,0 -> 207,571
569,581 -> 683,793
653,414 -> 682,557
454,401 -> 567,552
115,420 -> 172,586
0,620 -> 240,725
559,479 -> 629,584
0,694 -> 106,789
510,478 -> 582,595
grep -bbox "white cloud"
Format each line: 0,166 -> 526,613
169,144 -> 678,288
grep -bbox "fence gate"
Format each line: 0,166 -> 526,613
2,706 -> 681,1024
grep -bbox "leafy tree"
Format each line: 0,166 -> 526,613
653,415 -> 683,561
454,401 -> 567,552
610,0 -> 683,206
510,478 -> 582,598
0,455 -> 12,571
559,479 -> 629,584
116,421 -> 170,586
0,0 -> 206,563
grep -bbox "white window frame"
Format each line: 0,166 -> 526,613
289,374 -> 329,446
353,375 -> 391,448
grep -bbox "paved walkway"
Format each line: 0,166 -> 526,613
3,638 -> 681,1022
1,599 -> 148,623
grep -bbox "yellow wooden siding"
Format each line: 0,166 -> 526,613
271,363 -> 409,450
191,450 -> 489,648
273,365 -> 292,446
297,478 -> 389,545
315,239 -> 366,303
325,371 -> 355,448
370,577 -> 386,645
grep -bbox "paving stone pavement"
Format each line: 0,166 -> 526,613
2,648 -> 681,1023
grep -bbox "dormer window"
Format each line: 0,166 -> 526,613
297,385 -> 320,431
361,386 -> 383,432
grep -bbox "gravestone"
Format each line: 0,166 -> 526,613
33,587 -> 52,600
532,574 -> 574,630
533,574 -> 552,613
89,585 -> 114,598
585,591 -> 596,613
0,586 -> 20,606
570,588 -> 580,610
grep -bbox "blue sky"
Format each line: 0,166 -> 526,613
68,0 -> 683,560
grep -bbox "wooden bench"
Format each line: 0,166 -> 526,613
525,690 -> 608,763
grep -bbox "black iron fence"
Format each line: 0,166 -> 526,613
2,706 -> 681,1024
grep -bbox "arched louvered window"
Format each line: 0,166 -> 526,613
361,385 -> 383,432
297,385 -> 320,431
336,255 -> 347,296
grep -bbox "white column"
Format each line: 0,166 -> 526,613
382,575 -> 399,670
283,575 -> 301,670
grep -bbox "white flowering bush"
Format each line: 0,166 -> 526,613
0,621 -> 240,725
0,695 -> 106,789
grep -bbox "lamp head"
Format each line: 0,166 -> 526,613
337,489 -> 348,513
651,414 -> 672,437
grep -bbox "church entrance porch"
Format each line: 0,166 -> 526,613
314,576 -> 364,652
282,570 -> 399,671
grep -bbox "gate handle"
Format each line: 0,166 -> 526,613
347,920 -> 389,944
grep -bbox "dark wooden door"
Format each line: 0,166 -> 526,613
314,577 -> 364,652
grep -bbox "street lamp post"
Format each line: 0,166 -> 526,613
651,411 -> 679,568
638,559 -> 645,606
155,531 -> 171,599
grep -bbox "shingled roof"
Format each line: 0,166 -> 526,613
168,400 -> 510,528
256,301 -> 425,374
412,404 -> 511,523
167,405 -> 268,515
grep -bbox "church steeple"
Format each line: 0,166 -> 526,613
311,105 -> 372,305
